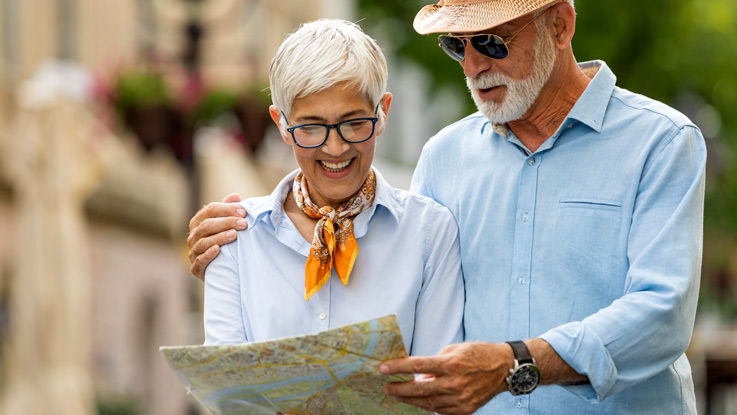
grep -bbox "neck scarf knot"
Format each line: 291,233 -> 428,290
293,169 -> 376,301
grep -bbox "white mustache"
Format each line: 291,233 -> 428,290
467,73 -> 513,90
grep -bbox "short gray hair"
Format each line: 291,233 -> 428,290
269,19 -> 388,119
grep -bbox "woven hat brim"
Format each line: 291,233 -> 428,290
413,0 -> 559,35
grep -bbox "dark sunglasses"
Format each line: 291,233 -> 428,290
437,9 -> 546,61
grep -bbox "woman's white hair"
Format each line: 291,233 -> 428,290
269,19 -> 388,119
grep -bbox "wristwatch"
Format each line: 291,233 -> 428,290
505,340 -> 541,395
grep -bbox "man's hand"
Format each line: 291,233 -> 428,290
380,342 -> 514,415
187,193 -> 247,280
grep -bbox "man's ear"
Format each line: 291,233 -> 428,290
375,92 -> 393,137
549,2 -> 576,49
268,105 -> 291,145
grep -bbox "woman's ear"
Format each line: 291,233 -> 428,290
268,105 -> 291,145
375,92 -> 393,137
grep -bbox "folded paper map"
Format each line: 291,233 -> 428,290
160,314 -> 430,415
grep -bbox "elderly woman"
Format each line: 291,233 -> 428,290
203,19 -> 463,357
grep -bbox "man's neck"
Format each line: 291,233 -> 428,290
507,54 -> 591,153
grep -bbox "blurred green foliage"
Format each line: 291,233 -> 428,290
357,0 -> 737,319
113,70 -> 172,114
191,88 -> 240,126
96,394 -> 141,415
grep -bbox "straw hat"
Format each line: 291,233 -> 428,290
414,0 -> 560,35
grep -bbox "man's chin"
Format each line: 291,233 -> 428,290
476,103 -> 523,124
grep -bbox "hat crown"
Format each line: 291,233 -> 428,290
414,0 -> 558,35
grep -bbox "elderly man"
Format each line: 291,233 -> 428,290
187,0 -> 705,413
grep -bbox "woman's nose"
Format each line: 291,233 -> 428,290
321,128 -> 350,156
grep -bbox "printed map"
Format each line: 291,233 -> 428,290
160,314 -> 430,415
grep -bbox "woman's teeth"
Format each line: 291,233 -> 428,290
320,159 -> 352,172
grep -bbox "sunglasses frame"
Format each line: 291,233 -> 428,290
438,7 -> 549,62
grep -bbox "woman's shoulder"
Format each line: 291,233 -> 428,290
237,172 -> 295,231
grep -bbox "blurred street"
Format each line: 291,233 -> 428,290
0,0 -> 736,414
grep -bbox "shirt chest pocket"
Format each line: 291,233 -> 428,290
553,198 -> 624,281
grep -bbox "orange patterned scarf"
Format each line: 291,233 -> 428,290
293,170 -> 376,301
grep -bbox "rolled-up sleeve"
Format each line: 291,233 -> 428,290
540,125 -> 706,401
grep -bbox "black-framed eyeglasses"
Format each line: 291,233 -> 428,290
282,104 -> 380,149
437,8 -> 546,62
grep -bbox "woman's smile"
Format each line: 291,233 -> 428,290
319,158 -> 354,173
271,80 -> 391,208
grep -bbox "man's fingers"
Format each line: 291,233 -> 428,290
190,229 -> 238,264
383,374 -> 459,398
189,202 -> 246,233
222,193 -> 243,203
187,215 -> 244,280
188,216 -> 247,250
380,356 -> 450,377
190,245 -> 219,281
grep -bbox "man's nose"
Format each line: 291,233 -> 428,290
461,41 -> 494,78
321,128 -> 350,156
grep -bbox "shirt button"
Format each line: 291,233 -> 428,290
319,312 -> 327,320
528,158 -> 536,166
516,400 -> 523,408
521,213 -> 529,222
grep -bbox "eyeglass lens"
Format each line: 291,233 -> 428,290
293,119 -> 375,147
438,34 -> 508,62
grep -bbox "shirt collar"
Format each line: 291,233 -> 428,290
359,168 -> 402,222
566,60 -> 616,133
245,167 -> 400,232
242,169 -> 295,231
481,60 -> 616,136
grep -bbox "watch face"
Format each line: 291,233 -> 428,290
509,364 -> 540,395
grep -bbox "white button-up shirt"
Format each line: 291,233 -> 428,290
204,169 -> 464,357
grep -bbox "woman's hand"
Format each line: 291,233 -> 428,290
187,193 -> 247,279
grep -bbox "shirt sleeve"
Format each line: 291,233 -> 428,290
410,143 -> 436,200
540,125 -> 706,401
203,238 -> 248,345
409,205 -> 465,356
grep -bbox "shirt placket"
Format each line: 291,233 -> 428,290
313,270 -> 332,331
510,153 -> 540,414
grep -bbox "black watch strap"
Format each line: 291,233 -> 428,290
506,340 -> 533,364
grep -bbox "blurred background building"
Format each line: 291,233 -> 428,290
0,0 -> 735,414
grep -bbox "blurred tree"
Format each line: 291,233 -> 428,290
356,0 -> 737,319
96,394 -> 141,415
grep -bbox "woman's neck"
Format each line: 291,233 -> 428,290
284,190 -> 320,243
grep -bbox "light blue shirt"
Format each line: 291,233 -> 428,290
411,61 -> 705,414
204,169 -> 464,357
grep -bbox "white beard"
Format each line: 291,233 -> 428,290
466,23 -> 556,124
